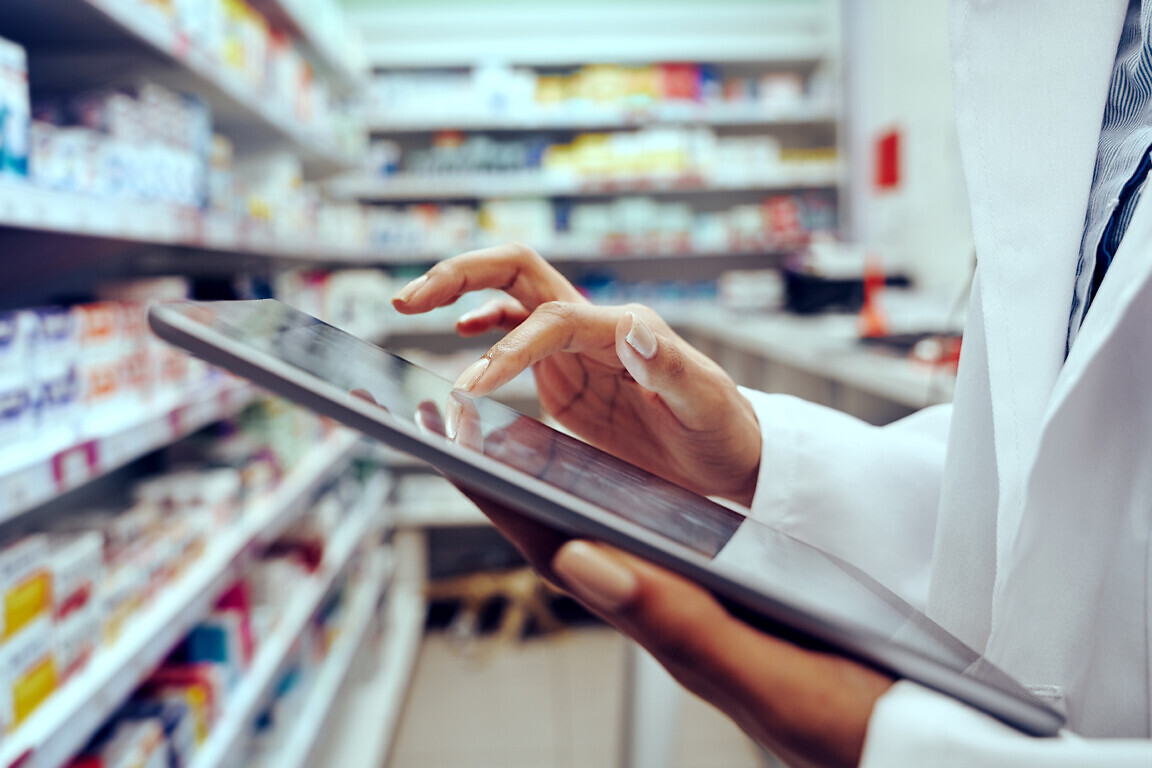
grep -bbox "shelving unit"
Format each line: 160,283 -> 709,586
0,182 -> 374,265
188,500 -> 384,768
308,530 -> 427,768
0,430 -> 361,768
0,377 -> 254,524
1,0 -> 357,177
249,0 -> 365,93
266,548 -> 396,768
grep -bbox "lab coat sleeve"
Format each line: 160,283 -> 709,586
862,682 -> 1152,767
739,388 -> 952,609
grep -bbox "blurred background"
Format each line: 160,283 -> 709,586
0,1 -> 969,767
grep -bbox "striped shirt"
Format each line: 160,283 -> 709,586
1067,0 -> 1152,354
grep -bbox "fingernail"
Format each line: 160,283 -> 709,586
553,541 -> 638,613
445,396 -> 462,441
452,357 -> 490,392
457,307 -> 484,326
624,312 -> 657,360
394,274 -> 428,304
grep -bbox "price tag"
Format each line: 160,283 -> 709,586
52,442 -> 100,493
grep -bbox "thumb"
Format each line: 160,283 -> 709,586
615,311 -> 727,428
551,540 -> 762,686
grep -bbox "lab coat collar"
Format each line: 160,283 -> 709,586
947,0 -> 1128,614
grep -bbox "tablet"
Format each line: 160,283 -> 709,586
148,299 -> 1063,737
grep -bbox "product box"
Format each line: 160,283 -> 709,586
49,532 -> 104,622
0,617 -> 57,732
142,664 -> 227,741
32,306 -> 83,444
74,302 -> 126,431
0,535 -> 52,643
0,311 -> 32,390
54,600 -> 100,683
0,36 -> 30,179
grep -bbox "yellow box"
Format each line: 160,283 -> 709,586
0,618 -> 57,732
0,536 -> 51,642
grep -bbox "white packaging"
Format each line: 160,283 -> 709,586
54,599 -> 99,682
48,532 -> 105,620
0,311 -> 32,390
0,37 -> 30,179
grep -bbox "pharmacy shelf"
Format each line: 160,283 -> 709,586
268,548 -> 396,768
307,578 -> 426,768
0,0 -> 356,178
0,377 -> 254,524
365,103 -> 838,133
0,182 -> 373,264
0,429 -> 361,768
329,165 -> 842,202
250,0 -> 365,93
0,182 -> 803,268
79,0 -> 357,176
188,497 -> 379,768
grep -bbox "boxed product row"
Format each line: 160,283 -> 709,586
351,192 -> 836,256
65,557 -> 345,768
0,278 -> 211,456
117,0 -> 346,135
388,126 -> 831,183
64,460 -> 387,768
0,396 -> 340,740
368,62 -> 834,118
30,83 -> 212,208
0,466 -> 240,736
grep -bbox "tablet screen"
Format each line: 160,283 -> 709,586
161,300 -> 1042,705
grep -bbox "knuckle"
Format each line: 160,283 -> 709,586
536,300 -> 575,323
506,241 -> 541,263
662,344 -> 687,381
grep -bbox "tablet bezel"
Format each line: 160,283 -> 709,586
148,299 -> 1064,737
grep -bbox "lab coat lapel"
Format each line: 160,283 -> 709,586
947,0 -> 1127,613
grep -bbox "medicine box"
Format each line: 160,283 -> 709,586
0,616 -> 57,732
0,535 -> 52,643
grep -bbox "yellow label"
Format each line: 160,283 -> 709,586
4,573 -> 50,640
11,656 -> 57,728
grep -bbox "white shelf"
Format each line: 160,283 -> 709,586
0,182 -> 373,263
328,165 -> 842,202
188,494 -> 378,768
0,377 -> 254,524
308,579 -> 426,768
0,429 -> 362,768
366,103 -> 838,133
0,182 -> 804,266
266,548 -> 396,768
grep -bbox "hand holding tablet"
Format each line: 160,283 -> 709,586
148,270 -> 1063,762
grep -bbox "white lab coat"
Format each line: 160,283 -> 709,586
741,0 -> 1152,763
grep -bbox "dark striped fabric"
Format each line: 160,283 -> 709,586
1067,0 -> 1152,354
